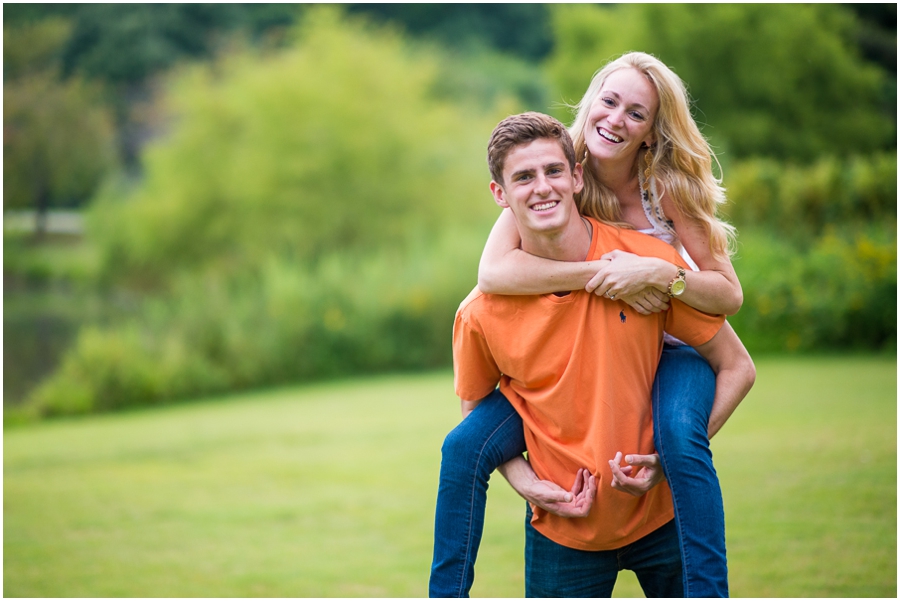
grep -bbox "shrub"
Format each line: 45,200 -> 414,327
24,227 -> 488,417
724,152 -> 897,240
731,227 -> 896,353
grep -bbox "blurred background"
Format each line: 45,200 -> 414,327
4,3 -> 896,418
3,3 -> 897,597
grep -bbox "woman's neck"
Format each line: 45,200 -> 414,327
591,156 -> 640,205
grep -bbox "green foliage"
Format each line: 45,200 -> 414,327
545,4 -> 894,160
59,4 -> 281,84
724,152 -> 897,239
732,228 -> 896,353
3,73 -> 118,215
347,4 -> 553,61
724,153 -> 897,352
18,7 -> 514,417
89,7 -> 499,287
3,17 -> 71,81
25,232 -> 486,417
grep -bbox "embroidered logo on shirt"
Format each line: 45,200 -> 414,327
620,311 -> 626,323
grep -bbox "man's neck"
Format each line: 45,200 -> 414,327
520,215 -> 593,263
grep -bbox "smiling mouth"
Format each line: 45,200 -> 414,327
597,128 -> 623,143
531,201 -> 559,212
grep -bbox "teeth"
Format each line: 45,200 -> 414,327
598,128 -> 622,143
532,201 -> 558,211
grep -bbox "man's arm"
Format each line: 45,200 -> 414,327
458,399 -> 598,517
693,320 -> 756,438
497,456 -> 597,518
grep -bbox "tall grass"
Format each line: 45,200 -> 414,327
4,356 -> 896,597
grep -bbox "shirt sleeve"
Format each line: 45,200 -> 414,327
664,299 -> 725,347
452,306 -> 502,402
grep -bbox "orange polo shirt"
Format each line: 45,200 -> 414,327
453,217 -> 724,551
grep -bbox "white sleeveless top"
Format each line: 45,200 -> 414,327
636,174 -> 698,346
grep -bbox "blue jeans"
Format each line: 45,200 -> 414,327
652,344 -> 727,597
429,389 -> 527,597
525,507 -> 683,598
428,345 -> 725,598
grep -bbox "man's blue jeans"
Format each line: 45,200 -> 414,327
428,345 -> 726,598
525,507 -> 683,597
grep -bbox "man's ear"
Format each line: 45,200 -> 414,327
489,180 -> 509,209
572,162 -> 584,195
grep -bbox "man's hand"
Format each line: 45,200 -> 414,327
608,452 -> 665,497
522,468 -> 597,518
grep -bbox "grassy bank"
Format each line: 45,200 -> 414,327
4,356 -> 896,597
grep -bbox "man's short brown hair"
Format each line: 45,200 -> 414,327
487,112 -> 577,185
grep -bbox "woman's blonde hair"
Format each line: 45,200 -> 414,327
569,51 -> 736,259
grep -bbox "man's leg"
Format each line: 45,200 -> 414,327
621,520 -> 684,598
653,344 -> 728,597
430,389 -> 527,597
524,506 -> 618,598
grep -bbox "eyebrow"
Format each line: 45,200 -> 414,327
510,161 -> 567,180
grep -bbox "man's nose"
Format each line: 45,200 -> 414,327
534,174 -> 552,195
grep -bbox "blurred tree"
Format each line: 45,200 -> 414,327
3,19 -> 118,234
89,6 -> 502,287
844,3 -> 896,74
346,4 -> 553,61
48,4 -> 301,173
4,72 -> 117,236
3,17 -> 71,81
545,4 -> 894,162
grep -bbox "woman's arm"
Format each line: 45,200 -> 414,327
478,209 -> 606,294
692,321 -> 756,438
589,195 -> 743,316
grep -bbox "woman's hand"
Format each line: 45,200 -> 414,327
618,287 -> 670,315
586,250 -> 676,301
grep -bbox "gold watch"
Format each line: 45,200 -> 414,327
667,267 -> 687,297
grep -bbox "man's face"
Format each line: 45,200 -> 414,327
490,138 -> 584,237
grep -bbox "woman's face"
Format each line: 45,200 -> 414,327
583,68 -> 659,167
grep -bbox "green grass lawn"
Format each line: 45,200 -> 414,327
4,356 -> 896,597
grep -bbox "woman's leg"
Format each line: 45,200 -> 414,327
429,389 -> 527,598
653,344 -> 728,597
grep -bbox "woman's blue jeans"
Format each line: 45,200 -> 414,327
428,344 -> 727,598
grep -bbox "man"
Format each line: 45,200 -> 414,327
451,112 -> 753,596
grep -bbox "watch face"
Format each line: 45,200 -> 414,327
671,279 -> 686,296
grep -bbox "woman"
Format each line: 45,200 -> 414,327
430,52 -> 753,598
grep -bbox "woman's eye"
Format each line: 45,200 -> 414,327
630,111 -> 645,121
602,97 -> 615,106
